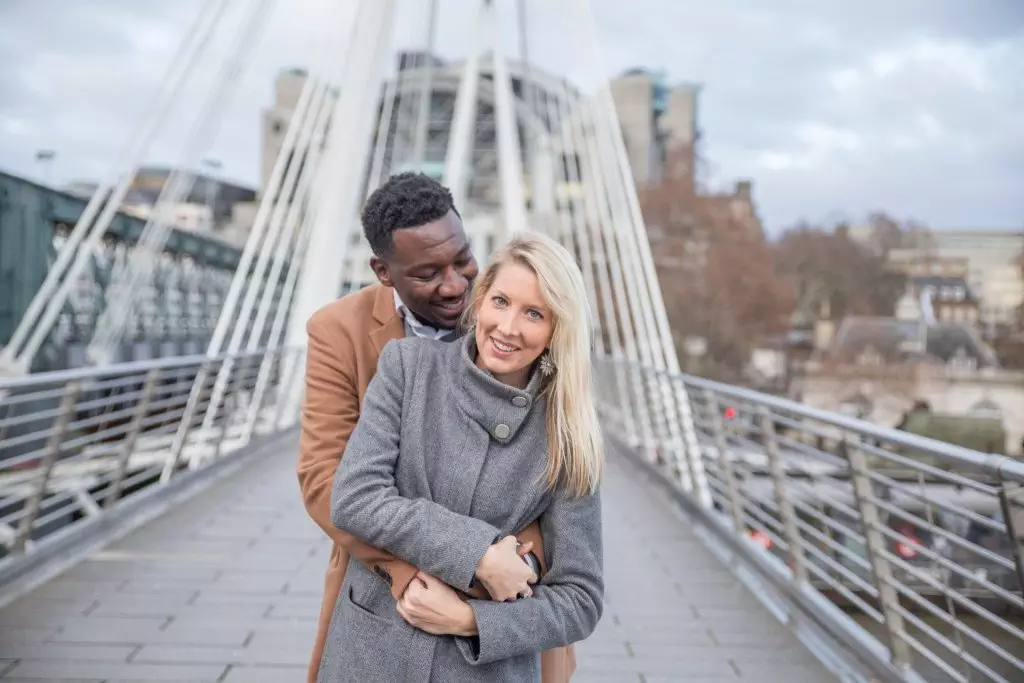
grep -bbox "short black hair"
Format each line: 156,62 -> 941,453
361,172 -> 460,256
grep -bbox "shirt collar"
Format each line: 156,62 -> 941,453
393,289 -> 454,341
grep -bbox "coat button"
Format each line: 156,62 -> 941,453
512,396 -> 528,407
494,424 -> 511,439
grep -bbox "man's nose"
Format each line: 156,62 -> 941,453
437,267 -> 467,298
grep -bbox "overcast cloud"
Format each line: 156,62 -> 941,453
1,0 -> 1022,233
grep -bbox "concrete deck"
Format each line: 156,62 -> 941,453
0,440 -> 837,682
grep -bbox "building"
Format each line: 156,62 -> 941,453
0,170 -> 243,371
888,229 -> 1024,332
260,55 -> 609,290
121,166 -> 257,244
261,68 -> 313,197
795,293 -> 1022,456
906,275 -> 980,327
609,69 -> 699,187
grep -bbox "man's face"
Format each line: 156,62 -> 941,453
370,210 -> 478,330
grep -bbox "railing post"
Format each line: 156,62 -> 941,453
12,381 -> 80,554
846,438 -> 913,670
241,348 -> 280,444
998,480 -> 1024,596
161,360 -> 213,483
106,369 -> 159,507
703,388 -> 744,533
274,349 -> 304,430
672,373 -> 712,509
759,405 -> 807,583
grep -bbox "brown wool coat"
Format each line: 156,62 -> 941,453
297,283 -> 576,682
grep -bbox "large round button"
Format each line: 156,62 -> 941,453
494,424 -> 511,439
512,396 -> 528,407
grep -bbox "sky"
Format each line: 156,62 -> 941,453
1,0 -> 1022,234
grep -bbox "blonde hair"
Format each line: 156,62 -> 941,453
463,231 -> 604,497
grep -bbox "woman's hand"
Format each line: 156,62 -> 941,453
475,536 -> 538,602
397,572 -> 478,636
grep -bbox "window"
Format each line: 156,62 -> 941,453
969,399 -> 1001,419
947,347 -> 977,371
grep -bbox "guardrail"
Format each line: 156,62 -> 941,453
3,347 -> 1021,681
595,359 -> 1024,683
0,347 -> 305,571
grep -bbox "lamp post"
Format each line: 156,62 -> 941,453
35,149 -> 56,187
201,157 -> 222,233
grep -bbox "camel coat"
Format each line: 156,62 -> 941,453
298,283 -> 577,682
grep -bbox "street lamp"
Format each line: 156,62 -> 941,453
35,149 -> 56,187
201,157 -> 222,233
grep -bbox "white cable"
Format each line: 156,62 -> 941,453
0,0 -> 232,376
167,1 -> 352,472
87,0 -> 276,366
410,0 -> 440,167
489,6 -> 528,237
239,134 -> 326,442
283,0 -> 399,353
442,0 -> 490,211
574,0 -> 710,506
367,68 -> 400,193
200,76 -> 335,434
576,102 -> 658,457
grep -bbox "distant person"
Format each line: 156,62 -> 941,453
297,173 -> 577,683
321,232 -> 604,681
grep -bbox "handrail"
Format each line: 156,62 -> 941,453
596,358 -> 1024,683
0,346 -> 304,570
667,369 -> 1024,485
0,348 -> 274,391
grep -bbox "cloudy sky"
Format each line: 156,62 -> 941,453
1,0 -> 1022,233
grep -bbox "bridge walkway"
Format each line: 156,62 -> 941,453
0,440 -> 837,682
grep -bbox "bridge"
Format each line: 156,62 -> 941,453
1,1 -> 1023,681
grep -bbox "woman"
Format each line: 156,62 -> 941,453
322,232 -> 605,682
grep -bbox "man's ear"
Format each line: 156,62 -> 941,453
369,256 -> 393,287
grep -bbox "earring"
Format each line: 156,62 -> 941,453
538,351 -> 556,377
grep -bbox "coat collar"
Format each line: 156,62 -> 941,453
450,335 -> 546,444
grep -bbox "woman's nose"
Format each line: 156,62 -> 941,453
496,311 -> 518,337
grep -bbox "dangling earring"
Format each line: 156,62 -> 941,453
538,350 -> 556,377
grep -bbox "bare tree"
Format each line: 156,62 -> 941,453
774,223 -> 906,322
640,148 -> 794,382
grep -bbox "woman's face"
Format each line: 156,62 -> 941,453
473,262 -> 554,388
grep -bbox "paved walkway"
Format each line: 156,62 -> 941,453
0,439 -> 837,682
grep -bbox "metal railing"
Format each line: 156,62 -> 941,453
2,346 -> 1021,682
0,346 -> 305,569
595,359 -> 1024,683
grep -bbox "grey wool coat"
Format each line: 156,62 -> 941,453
319,335 -> 604,683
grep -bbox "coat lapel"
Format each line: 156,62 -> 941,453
369,284 -> 406,355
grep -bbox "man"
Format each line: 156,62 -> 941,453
298,172 -> 575,682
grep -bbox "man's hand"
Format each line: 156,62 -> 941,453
397,572 -> 478,636
476,536 -> 538,602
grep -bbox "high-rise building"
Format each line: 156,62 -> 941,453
609,69 -> 700,187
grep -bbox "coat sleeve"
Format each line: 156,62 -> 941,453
297,311 -> 419,598
456,486 -> 604,665
330,340 -> 503,593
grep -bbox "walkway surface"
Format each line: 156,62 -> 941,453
0,440 -> 838,682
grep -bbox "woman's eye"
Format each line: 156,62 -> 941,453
526,309 -> 543,320
492,295 -> 507,306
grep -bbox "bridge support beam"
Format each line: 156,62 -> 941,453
285,0 -> 398,353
